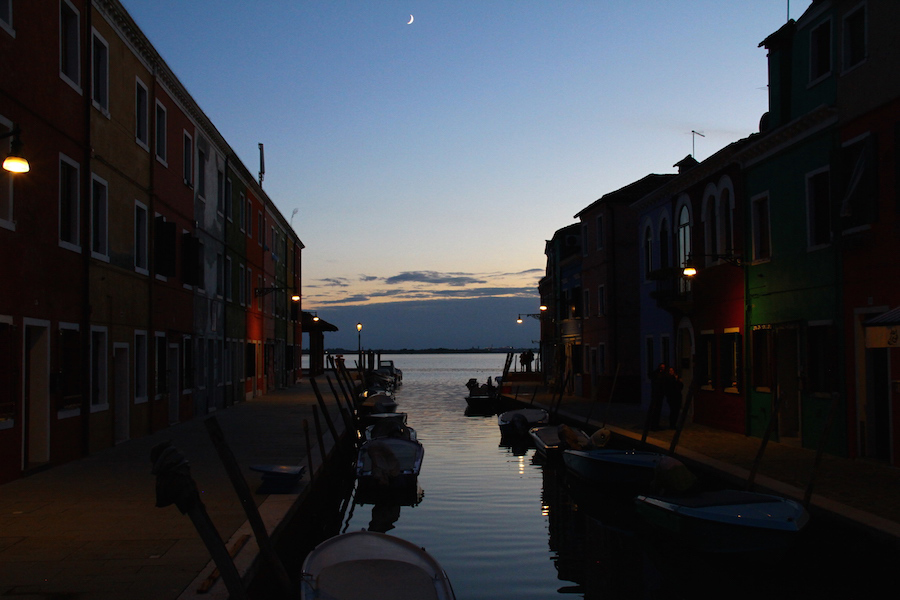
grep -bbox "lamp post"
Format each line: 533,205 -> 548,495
357,322 -> 363,370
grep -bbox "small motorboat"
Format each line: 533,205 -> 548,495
300,530 -> 456,599
364,418 -> 417,442
528,424 -> 592,458
356,436 -> 424,490
464,377 -> 502,410
358,390 -> 398,416
563,448 -> 695,492
498,408 -> 549,437
634,489 -> 810,554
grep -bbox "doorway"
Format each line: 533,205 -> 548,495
775,327 -> 801,444
113,344 -> 130,444
23,321 -> 50,468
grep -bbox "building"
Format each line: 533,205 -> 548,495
0,1 -> 303,483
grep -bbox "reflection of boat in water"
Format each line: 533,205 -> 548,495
528,424 -> 592,459
300,530 -> 456,600
498,408 -> 549,438
634,490 -> 810,555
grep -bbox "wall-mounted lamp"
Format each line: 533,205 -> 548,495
2,126 -> 30,173
682,253 -> 742,277
255,286 -> 300,301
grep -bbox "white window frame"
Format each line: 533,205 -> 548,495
239,191 -> 246,232
0,115 -> 15,230
841,2 -> 867,73
134,200 -> 149,274
134,330 -> 148,404
59,153 -> 81,252
806,166 -> 832,249
0,0 -> 14,38
91,28 -> 109,116
225,256 -> 233,302
239,264 -> 246,306
155,101 -> 167,165
59,0 -> 81,92
90,326 -> 109,412
809,17 -> 833,85
135,77 -> 149,150
183,131 -> 193,187
57,321 -> 81,419
90,173 -> 109,260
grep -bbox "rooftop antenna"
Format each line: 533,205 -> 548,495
258,143 -> 265,187
691,130 -> 705,158
787,0 -> 790,22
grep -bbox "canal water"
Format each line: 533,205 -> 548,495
290,353 -> 895,599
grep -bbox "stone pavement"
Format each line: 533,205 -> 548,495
0,379 -> 350,600
508,384 -> 900,544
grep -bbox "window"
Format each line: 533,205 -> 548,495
197,148 -> 207,199
91,30 -> 109,114
596,214 -> 604,250
720,330 -> 742,392
643,226 -> 653,278
581,223 -> 589,257
751,194 -> 771,261
239,191 -> 246,232
59,154 -> 80,250
705,193 -> 718,261
0,117 -> 14,228
183,336 -> 193,391
135,201 -> 148,273
90,327 -> 108,410
257,275 -> 263,310
135,331 -> 148,403
720,188 -> 734,255
697,332 -> 717,389
597,344 -> 606,377
183,132 -> 193,186
225,256 -> 233,301
246,198 -> 253,237
90,174 -> 108,259
752,326 -> 773,390
154,215 -> 176,278
583,289 -> 590,319
842,4 -> 866,70
216,253 -> 224,298
135,79 -> 149,148
220,173 -> 229,218
155,333 -> 167,395
810,18 -> 832,83
155,101 -> 167,163
840,135 -> 876,230
1,1 -> 13,37
59,324 -> 82,412
239,264 -> 246,306
807,323 -> 838,393
257,211 -> 263,245
60,0 -> 81,90
677,205 -> 691,269
597,285 -> 605,316
659,219 -> 669,269
807,168 -> 831,247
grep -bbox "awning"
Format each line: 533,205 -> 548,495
864,307 -> 900,348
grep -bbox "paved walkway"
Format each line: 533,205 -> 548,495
2,376 -> 899,599
508,384 -> 900,543
0,379 -> 351,600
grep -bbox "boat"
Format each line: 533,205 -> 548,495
464,377 -> 503,411
376,359 -> 403,387
497,408 -> 549,438
356,436 -> 424,490
364,418 -> 417,442
528,424 -> 592,458
358,390 -> 398,416
634,489 -> 810,554
562,448 -> 695,492
300,530 -> 456,600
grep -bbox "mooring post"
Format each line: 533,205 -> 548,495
310,377 -> 342,451
326,375 -> 355,433
150,441 -> 249,600
303,419 -> 315,481
312,405 -> 328,462
203,417 -> 295,598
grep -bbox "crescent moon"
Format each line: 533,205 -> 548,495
407,14 -> 414,25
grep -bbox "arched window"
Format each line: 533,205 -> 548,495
659,219 -> 669,269
677,205 -> 691,268
720,188 -> 733,255
706,195 -> 717,261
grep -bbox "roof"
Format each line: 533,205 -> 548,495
574,174 -> 676,219
302,312 -> 339,332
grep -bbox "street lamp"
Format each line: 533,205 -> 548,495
2,126 -> 30,173
254,286 -> 301,302
357,322 -> 363,368
682,253 -> 742,277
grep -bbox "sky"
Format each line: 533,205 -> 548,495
119,0 -> 812,350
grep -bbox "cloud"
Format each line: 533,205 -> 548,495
359,275 -> 380,282
384,271 -> 487,286
318,277 -> 351,287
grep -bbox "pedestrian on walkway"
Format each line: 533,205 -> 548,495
665,366 -> 684,429
647,363 -> 667,430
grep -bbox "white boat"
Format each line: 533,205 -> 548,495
364,418 -> 417,442
634,490 -> 810,554
528,424 -> 592,457
497,408 -> 549,437
300,530 -> 455,600
563,448 -> 694,492
356,436 -> 424,489
358,390 -> 398,415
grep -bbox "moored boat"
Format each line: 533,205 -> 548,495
528,424 -> 592,458
563,448 -> 694,492
634,489 -> 810,554
300,530 -> 455,599
356,436 -> 424,490
497,408 -> 549,438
